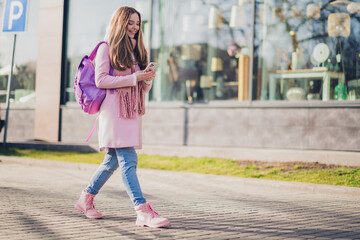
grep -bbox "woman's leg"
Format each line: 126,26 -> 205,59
86,148 -> 119,195
115,147 -> 169,227
115,147 -> 146,206
75,149 -> 118,218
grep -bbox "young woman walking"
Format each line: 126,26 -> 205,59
75,6 -> 169,228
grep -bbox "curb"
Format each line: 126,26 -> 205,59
6,142 -> 98,153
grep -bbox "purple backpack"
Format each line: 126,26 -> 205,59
74,41 -> 113,114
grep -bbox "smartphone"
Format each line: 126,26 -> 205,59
144,62 -> 158,72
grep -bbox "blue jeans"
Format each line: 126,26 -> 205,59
86,147 -> 146,206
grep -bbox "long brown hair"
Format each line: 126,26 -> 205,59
107,6 -> 148,71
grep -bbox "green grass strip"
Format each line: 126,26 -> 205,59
0,148 -> 359,188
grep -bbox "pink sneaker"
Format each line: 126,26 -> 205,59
135,203 -> 170,228
75,190 -> 102,219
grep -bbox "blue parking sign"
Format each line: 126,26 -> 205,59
2,0 -> 29,32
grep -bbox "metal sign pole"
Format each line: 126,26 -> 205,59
3,34 -> 17,148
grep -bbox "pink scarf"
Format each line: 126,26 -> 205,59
114,39 -> 145,119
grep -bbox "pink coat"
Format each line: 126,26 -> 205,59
95,43 -> 152,151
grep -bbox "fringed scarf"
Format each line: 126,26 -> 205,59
116,81 -> 145,119
114,39 -> 146,119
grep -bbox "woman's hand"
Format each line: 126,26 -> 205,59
135,68 -> 155,82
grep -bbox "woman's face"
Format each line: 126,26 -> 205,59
126,13 -> 140,39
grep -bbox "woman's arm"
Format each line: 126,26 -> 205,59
95,44 -> 136,89
141,75 -> 153,93
140,67 -> 155,92
141,80 -> 153,93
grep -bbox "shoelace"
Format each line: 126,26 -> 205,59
86,196 -> 95,210
147,203 -> 160,218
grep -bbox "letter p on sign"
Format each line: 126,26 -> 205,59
2,0 -> 28,33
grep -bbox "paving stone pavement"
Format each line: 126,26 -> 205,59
0,157 -> 359,240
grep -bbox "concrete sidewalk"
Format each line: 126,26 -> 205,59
0,156 -> 359,240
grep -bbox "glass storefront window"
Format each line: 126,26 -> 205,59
150,0 -> 252,102
0,0 -> 39,106
65,0 -> 151,103
254,0 -> 360,101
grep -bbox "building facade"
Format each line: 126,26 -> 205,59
0,0 -> 359,151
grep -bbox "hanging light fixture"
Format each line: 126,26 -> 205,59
291,6 -> 302,18
347,2 -> 360,14
306,3 -> 321,19
329,0 -> 352,6
230,0 -> 251,28
328,1 -> 360,16
328,12 -> 351,37
208,6 -> 222,29
230,5 -> 245,28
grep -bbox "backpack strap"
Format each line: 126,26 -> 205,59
89,41 -> 114,76
89,41 -> 115,95
85,116 -> 99,142
88,41 -> 108,61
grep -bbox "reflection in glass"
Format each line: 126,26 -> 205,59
150,0 -> 251,102
0,0 -> 39,105
254,0 -> 360,101
65,0 -> 148,103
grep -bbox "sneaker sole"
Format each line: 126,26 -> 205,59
75,204 -> 102,219
136,219 -> 170,228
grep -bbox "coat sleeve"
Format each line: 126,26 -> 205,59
95,44 -> 136,89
